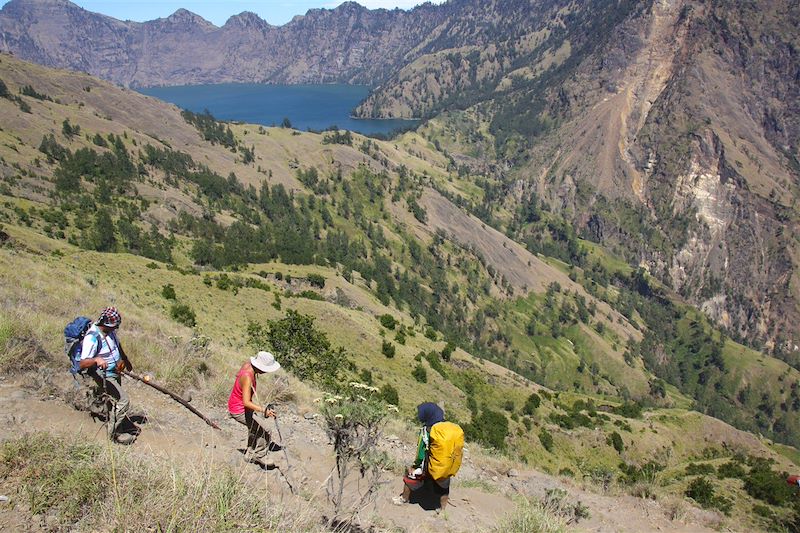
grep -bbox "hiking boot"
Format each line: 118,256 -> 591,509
114,433 -> 136,445
391,496 -> 408,506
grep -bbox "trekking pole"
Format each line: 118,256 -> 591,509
267,403 -> 296,494
268,404 -> 293,471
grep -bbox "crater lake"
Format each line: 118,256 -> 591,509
137,84 -> 419,135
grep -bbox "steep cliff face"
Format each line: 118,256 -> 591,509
632,0 -> 800,351
506,0 -> 800,351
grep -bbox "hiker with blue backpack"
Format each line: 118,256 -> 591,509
66,307 -> 136,444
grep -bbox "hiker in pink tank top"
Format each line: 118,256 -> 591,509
228,351 -> 281,465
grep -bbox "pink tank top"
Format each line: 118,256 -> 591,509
228,363 -> 255,415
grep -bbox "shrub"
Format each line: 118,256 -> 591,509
523,392 -> 541,415
467,408 -> 509,450
317,387 -> 392,518
379,314 -> 397,330
608,431 -> 624,454
492,495 -> 567,533
441,342 -> 455,361
743,462 -> 797,506
306,273 -> 325,288
381,340 -> 396,358
611,401 -> 642,419
358,368 -> 373,385
411,363 -> 427,383
246,310 -> 346,390
716,461 -> 746,479
395,329 -> 406,345
297,290 -> 324,301
424,326 -> 437,340
380,384 -> 399,405
685,462 -> 715,476
161,284 -> 176,300
685,477 -> 732,515
424,351 -> 446,377
169,303 -> 196,327
539,428 -> 554,452
618,461 -> 664,485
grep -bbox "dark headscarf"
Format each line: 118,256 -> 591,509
417,402 -> 444,431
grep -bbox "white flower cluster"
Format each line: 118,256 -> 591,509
349,382 -> 380,393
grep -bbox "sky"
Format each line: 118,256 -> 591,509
0,1 -> 446,26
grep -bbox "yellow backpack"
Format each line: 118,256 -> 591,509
427,421 -> 464,480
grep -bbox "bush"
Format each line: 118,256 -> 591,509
246,310 -> 346,390
618,461 -> 664,485
381,340 -> 396,358
306,273 -> 325,289
424,351 -> 446,377
412,363 -> 427,383
467,408 -> 509,450
611,401 -> 642,419
161,284 -> 176,300
685,462 -> 715,476
523,392 -> 541,415
608,431 -> 624,454
539,428 -> 554,452
685,477 -> 732,515
424,326 -> 437,341
170,303 -> 196,327
441,342 -> 455,361
380,384 -> 399,405
319,386 -> 391,517
743,462 -> 797,506
379,314 -> 397,330
716,461 -> 746,479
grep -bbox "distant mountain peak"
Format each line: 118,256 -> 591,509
223,11 -> 272,31
164,8 -> 214,28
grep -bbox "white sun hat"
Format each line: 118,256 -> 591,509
251,351 -> 281,373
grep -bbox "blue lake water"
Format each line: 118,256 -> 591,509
137,84 -> 419,136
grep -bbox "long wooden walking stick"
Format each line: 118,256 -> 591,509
122,370 -> 220,430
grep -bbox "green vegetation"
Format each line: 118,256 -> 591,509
247,310 -> 347,391
685,477 -> 732,515
181,109 -> 236,149
169,303 -> 196,327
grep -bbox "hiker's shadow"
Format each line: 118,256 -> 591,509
408,481 -> 443,511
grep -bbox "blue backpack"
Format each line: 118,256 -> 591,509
64,317 -> 99,375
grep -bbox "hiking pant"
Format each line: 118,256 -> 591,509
89,372 -> 130,438
231,411 -> 272,461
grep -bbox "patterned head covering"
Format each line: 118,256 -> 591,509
97,306 -> 122,328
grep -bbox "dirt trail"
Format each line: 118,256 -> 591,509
0,372 -> 721,532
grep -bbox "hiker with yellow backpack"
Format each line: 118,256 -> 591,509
392,402 -> 464,512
